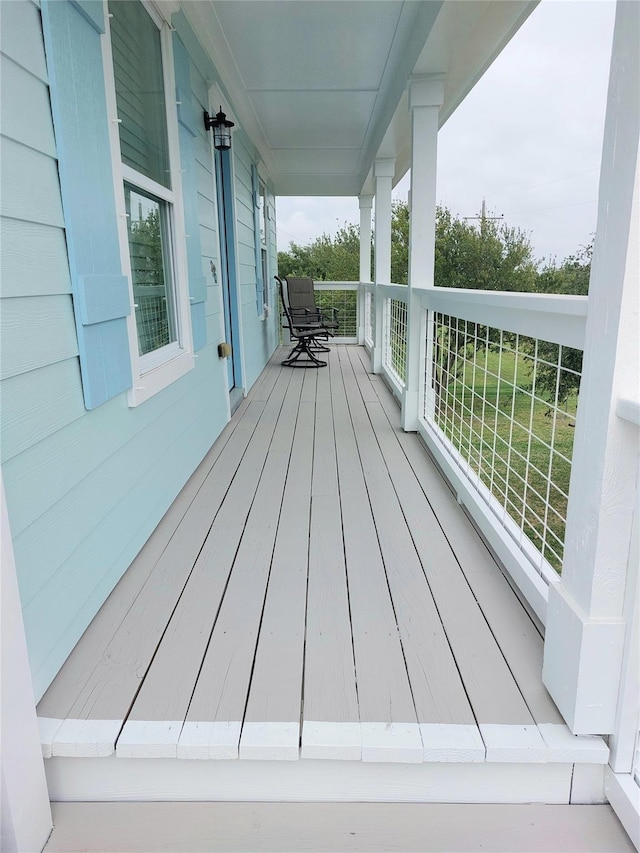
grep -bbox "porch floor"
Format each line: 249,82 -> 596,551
37,346 -> 608,802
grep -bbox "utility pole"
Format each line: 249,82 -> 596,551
464,198 -> 503,232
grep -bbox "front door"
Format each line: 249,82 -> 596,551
215,148 -> 241,391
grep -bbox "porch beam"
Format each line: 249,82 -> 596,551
402,75 -> 444,431
372,159 -> 395,373
542,0 -> 639,735
358,194 -> 373,345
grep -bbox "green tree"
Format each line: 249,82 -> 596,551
429,205 -> 538,410
390,199 -> 409,284
535,242 -> 591,296
277,222 -> 362,281
525,242 -> 591,406
434,205 -> 537,292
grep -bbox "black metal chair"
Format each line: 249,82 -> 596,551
285,277 -> 340,348
275,276 -> 330,367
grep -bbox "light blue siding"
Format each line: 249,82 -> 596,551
174,33 -> 208,351
0,1 -> 228,700
1,0 -> 279,700
231,134 -> 280,387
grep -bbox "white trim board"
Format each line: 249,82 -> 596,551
604,767 -> 640,850
40,718 -> 608,765
45,756 -> 580,804
416,418 -> 550,625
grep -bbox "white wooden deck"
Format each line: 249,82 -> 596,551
37,346 -> 609,803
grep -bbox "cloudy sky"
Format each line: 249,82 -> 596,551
276,0 -> 616,265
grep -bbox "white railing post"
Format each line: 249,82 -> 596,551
1,476 -> 53,852
358,194 -> 373,345
402,75 -> 444,431
372,159 -> 394,373
543,0 -> 640,735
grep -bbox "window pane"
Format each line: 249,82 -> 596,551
109,0 -> 171,188
125,184 -> 177,355
259,184 -> 267,246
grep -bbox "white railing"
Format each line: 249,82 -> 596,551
313,282 -> 359,343
377,284 -> 409,397
360,282 -> 589,622
418,288 -> 588,623
363,284 -> 374,352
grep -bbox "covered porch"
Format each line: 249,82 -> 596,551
2,0 -> 637,849
38,344 -> 609,803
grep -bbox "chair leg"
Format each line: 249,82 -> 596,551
309,338 -> 331,353
282,336 -> 327,367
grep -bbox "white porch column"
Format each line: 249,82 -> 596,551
402,74 -> 444,431
542,0 -> 639,735
372,159 -> 395,373
358,194 -> 373,345
1,478 -> 52,852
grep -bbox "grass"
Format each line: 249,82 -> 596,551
434,345 -> 578,573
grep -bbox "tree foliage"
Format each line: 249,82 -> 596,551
434,205 -> 538,292
524,242 -> 591,405
535,242 -> 591,296
391,199 -> 409,284
277,222 -> 362,281
277,204 -> 591,405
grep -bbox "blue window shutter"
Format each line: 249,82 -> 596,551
41,0 -> 132,410
173,34 -> 207,351
251,164 -> 264,316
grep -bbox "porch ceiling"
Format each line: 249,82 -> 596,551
180,0 -> 538,196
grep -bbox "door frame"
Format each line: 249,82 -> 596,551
213,135 -> 244,394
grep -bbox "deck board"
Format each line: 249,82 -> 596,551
37,398 -> 267,730
179,370 -> 301,753
38,346 -> 601,771
240,395 -> 315,758
345,351 -> 535,727
332,350 -> 421,760
356,348 -> 564,726
302,358 -> 360,757
341,348 -> 475,728
44,802 -> 635,852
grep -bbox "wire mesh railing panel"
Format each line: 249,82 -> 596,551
314,288 -> 358,338
424,312 -> 582,575
382,298 -> 408,386
364,290 -> 374,348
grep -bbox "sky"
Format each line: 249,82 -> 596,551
276,0 -> 616,265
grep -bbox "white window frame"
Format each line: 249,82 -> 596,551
259,179 -> 269,315
102,0 -> 194,406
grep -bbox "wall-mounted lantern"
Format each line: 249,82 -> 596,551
204,107 -> 235,150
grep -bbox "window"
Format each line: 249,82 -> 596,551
259,180 -> 269,311
125,184 -> 177,356
105,0 -> 193,402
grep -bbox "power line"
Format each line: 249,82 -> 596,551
482,167 -> 600,201
276,225 -> 304,244
509,198 -> 598,215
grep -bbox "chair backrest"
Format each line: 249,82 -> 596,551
275,276 -> 301,333
275,276 -> 325,342
286,277 -> 317,311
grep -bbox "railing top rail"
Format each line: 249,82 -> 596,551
313,281 -> 360,290
617,397 -> 640,426
420,287 -> 588,350
426,286 -> 588,317
375,283 -> 409,300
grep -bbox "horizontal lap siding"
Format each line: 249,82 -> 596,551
0,1 -> 229,700
232,134 -> 279,387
